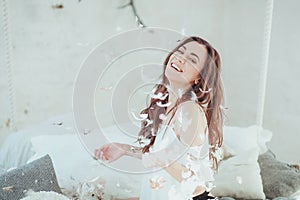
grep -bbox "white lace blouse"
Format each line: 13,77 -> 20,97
140,101 -> 216,200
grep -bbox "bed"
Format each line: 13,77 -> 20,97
1,113 -> 300,200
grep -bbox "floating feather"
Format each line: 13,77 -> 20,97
199,87 -> 212,93
156,101 -> 171,107
83,129 -> 91,135
145,119 -> 153,127
159,114 -> 168,121
190,92 -> 198,101
236,176 -> 243,184
182,170 -> 193,179
150,92 -> 168,100
149,176 -> 166,189
131,112 -> 148,121
99,86 -> 113,91
220,105 -> 229,110
177,88 -> 183,98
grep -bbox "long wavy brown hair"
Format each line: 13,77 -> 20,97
138,36 -> 225,171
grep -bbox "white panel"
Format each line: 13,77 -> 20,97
264,0 -> 300,164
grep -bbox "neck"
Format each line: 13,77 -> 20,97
166,81 -> 192,111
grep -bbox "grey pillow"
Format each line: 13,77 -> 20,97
258,149 -> 300,199
0,154 -> 61,200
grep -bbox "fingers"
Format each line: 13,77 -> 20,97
94,143 -> 110,159
94,143 -> 122,163
94,148 -> 100,159
94,148 -> 108,161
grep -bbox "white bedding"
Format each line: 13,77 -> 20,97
0,113 -> 75,171
0,113 -> 273,199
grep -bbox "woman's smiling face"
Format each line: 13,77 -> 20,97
165,41 -> 207,86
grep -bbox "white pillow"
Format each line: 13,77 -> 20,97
257,128 -> 272,154
211,125 -> 268,199
212,149 -> 265,199
222,125 -> 272,156
28,124 -> 272,199
0,113 -> 75,171
290,189 -> 300,199
28,131 -> 144,199
223,125 -> 259,156
20,191 -> 69,200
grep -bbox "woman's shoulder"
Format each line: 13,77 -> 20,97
177,100 -> 206,118
173,101 -> 208,147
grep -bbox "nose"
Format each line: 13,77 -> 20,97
176,54 -> 185,64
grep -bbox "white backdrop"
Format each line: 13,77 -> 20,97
0,0 -> 299,164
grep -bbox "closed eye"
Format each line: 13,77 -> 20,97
189,57 -> 197,63
190,53 -> 200,63
177,49 -> 184,54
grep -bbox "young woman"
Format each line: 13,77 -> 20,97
95,36 -> 225,200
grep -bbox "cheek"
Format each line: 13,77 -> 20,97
165,57 -> 172,69
185,64 -> 201,80
168,54 -> 176,62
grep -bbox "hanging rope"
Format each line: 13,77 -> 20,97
1,0 -> 16,131
118,0 -> 146,28
256,0 -> 274,128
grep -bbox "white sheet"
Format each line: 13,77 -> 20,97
0,113 -> 273,199
0,113 -> 75,172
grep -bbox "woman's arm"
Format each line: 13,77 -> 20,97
164,161 -> 207,195
163,101 -> 209,195
173,101 -> 207,147
164,160 -> 193,182
94,143 -> 143,162
124,144 -> 143,159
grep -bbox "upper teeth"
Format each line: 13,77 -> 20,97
171,63 -> 182,72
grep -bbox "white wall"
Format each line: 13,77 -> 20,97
264,0 -> 300,164
0,0 -> 299,164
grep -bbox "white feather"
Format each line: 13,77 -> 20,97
156,101 -> 171,107
199,87 -> 212,93
131,112 -> 148,121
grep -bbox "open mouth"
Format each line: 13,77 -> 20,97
171,62 -> 183,72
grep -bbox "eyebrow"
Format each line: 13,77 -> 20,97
178,45 -> 200,61
191,52 -> 200,61
181,45 -> 200,61
181,46 -> 186,50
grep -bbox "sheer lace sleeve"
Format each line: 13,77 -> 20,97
142,101 -> 216,195
172,101 -> 216,193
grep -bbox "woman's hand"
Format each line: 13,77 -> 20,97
94,143 -> 128,163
